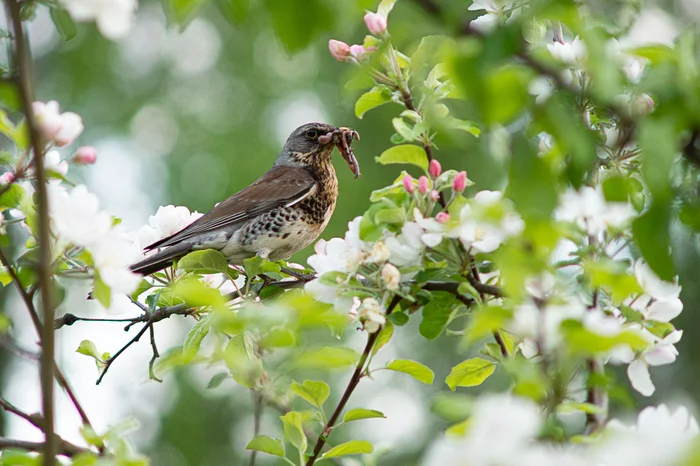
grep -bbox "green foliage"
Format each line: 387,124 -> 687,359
445,358 -> 496,391
375,144 -> 429,172
319,440 -> 374,460
343,408 -> 386,423
246,436 -> 285,458
291,380 -> 330,409
385,359 -> 435,385
355,87 -> 393,119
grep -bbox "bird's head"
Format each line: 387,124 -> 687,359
276,122 -> 360,178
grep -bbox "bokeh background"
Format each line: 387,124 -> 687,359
2,0 -> 700,464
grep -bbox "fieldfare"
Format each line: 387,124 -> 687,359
130,122 -> 360,275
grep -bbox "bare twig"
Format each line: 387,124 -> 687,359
96,322 -> 151,385
0,396 -> 43,429
305,295 -> 402,466
248,391 -> 263,466
148,323 -> 162,383
7,1 -> 57,462
0,437 -> 89,457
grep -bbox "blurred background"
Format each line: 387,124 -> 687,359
2,0 -> 700,464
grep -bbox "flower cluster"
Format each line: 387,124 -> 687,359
328,7 -> 388,61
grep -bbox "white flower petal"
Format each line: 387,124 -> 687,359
627,359 -> 655,396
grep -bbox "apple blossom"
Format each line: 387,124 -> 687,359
364,12 -> 387,35
418,176 -> 430,194
74,146 -> 97,164
0,172 -> 15,185
403,174 -> 415,193
44,150 -> 69,177
555,187 -> 635,237
436,212 -> 450,224
349,44 -> 375,60
429,159 -> 441,178
453,171 -> 467,192
328,40 -> 351,61
358,297 -> 385,333
33,100 -> 84,146
381,263 -> 400,291
369,240 -> 390,263
430,190 -> 439,201
547,36 -> 587,67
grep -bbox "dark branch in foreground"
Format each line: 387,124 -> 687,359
0,437 -> 89,457
305,295 -> 402,466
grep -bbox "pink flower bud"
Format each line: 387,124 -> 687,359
453,171 -> 467,192
403,175 -> 415,194
418,176 -> 430,194
74,146 -> 97,164
430,190 -> 439,201
429,159 -> 441,178
0,171 -> 14,185
328,39 -> 351,61
364,12 -> 387,35
350,44 -> 374,60
436,212 -> 450,224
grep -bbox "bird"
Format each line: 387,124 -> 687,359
130,122 -> 360,276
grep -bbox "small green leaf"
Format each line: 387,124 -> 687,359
372,321 -> 394,356
215,0 -> 249,25
0,268 -> 12,287
280,411 -> 307,456
260,327 -> 296,348
355,87 -> 392,119
130,279 -> 154,301
522,17 -> 547,44
374,207 -> 406,225
207,372 -> 229,389
293,347 -> 360,369
343,408 -> 386,423
445,358 -> 495,391
385,359 -> 434,384
0,184 -> 26,211
375,145 -> 429,171
76,340 -> 101,361
377,0 -> 397,17
183,315 -> 211,361
178,250 -> 230,274
291,380 -> 330,409
49,7 -> 77,41
448,118 -> 481,137
392,117 -> 416,141
225,333 -> 263,388
243,255 -> 281,278
419,292 -> 460,340
93,275 -> 111,309
320,440 -> 373,460
245,435 -> 285,458
172,276 -> 226,309
162,0 -> 205,28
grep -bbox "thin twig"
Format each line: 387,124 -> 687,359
305,295 -> 402,466
7,2 -> 57,462
148,323 -> 162,382
0,396 -> 43,429
0,437 -> 89,457
96,322 -> 151,385
248,391 -> 263,466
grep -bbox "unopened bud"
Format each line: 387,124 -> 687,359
436,212 -> 450,224
364,12 -> 387,36
418,176 -> 430,194
429,159 -> 441,178
453,171 -> 467,192
74,146 -> 97,165
403,175 -> 415,194
430,190 -> 439,201
328,40 -> 351,61
631,93 -> 654,117
350,44 -> 374,60
381,263 -> 400,291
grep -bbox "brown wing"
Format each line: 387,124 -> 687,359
145,165 -> 317,250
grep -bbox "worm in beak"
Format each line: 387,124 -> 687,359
319,127 -> 361,179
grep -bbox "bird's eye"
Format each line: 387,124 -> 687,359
305,129 -> 318,139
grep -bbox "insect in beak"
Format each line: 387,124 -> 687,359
319,127 -> 361,179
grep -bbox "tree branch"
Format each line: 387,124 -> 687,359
7,1 -> 57,462
305,295 -> 402,466
0,437 -> 89,458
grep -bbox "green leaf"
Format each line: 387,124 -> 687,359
372,321 -> 394,356
293,347 -> 360,369
343,408 -> 386,423
319,440 -> 373,460
377,0 -> 397,18
162,0 -> 205,28
93,275 -> 111,309
0,268 -> 11,287
260,327 -> 296,348
419,292 -> 460,340
171,276 -> 226,310
280,411 -> 307,457
465,306 -> 512,344
445,357 -> 495,391
0,81 -> 20,111
76,340 -> 101,361
245,436 -> 285,458
49,7 -> 77,41
183,315 -> 211,360
522,17 -> 547,44
178,249 -> 230,274
263,0 -> 334,53
375,145 -> 429,172
560,320 -> 648,355
507,134 -> 557,220
225,333 -> 263,388
447,118 -> 481,137
392,117 -> 416,141
243,255 -> 281,278
215,0 -> 249,25
374,207 -> 405,225
430,394 -> 474,422
207,372 -> 228,389
291,380 -> 330,409
0,184 -> 25,211
130,279 -> 154,301
385,359 -> 434,384
355,87 -> 392,119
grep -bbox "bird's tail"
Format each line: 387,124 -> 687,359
130,243 -> 192,276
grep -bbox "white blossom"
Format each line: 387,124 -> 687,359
381,263 -> 401,291
555,187 -> 635,236
547,37 -> 587,67
143,205 -> 203,243
60,0 -> 137,40
358,297 -> 385,333
91,233 -> 141,294
368,240 -> 391,263
308,217 -> 367,275
413,208 -> 446,247
618,327 -> 683,396
33,101 -> 84,147
48,184 -> 112,248
385,222 -> 425,267
468,0 -> 515,33
44,150 -> 68,177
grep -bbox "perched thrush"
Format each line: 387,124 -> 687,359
130,122 -> 360,275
